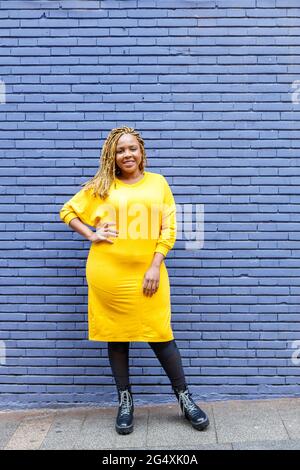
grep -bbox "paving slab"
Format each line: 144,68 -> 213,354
146,403 -> 216,448
0,398 -> 299,450
212,399 -> 289,444
232,439 -> 300,450
40,409 -> 87,450
4,414 -> 55,450
0,417 -> 23,450
144,443 -> 232,450
72,407 -> 116,450
277,408 -> 300,440
274,398 -> 300,410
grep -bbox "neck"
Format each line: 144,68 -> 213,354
118,169 -> 143,180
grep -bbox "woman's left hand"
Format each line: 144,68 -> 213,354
143,265 -> 160,297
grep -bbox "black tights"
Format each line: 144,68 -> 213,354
107,339 -> 187,391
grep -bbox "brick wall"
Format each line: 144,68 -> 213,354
1,0 -> 300,409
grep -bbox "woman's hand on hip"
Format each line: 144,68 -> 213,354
88,221 -> 119,243
143,266 -> 160,297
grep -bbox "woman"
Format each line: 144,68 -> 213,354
59,126 -> 209,435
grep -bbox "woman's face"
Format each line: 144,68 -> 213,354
115,134 -> 142,176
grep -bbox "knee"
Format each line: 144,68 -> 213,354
149,339 -> 177,352
108,342 -> 130,353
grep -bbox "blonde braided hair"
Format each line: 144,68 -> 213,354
80,126 -> 148,200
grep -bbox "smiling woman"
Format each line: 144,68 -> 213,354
59,126 -> 209,435
115,133 -> 143,181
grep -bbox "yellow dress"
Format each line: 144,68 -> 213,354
59,171 -> 177,342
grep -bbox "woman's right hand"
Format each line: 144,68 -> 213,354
88,221 -> 119,244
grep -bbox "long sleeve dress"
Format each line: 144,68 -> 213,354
59,171 -> 177,342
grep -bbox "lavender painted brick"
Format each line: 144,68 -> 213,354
0,0 -> 299,409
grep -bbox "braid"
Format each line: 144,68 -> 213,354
80,126 -> 148,200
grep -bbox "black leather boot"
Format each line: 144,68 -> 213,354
115,386 -> 134,435
173,385 -> 209,431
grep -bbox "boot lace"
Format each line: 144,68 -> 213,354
178,390 -> 198,417
119,390 -> 133,417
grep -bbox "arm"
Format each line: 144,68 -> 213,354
59,187 -> 93,225
59,187 -> 95,240
150,252 -> 165,268
143,253 -> 164,296
153,176 -> 177,259
143,177 -> 176,296
60,187 -> 119,244
68,217 -> 94,241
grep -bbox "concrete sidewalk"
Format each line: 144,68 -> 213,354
1,397 -> 300,450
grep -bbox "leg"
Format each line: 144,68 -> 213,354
148,339 -> 187,390
149,339 -> 209,431
107,341 -> 130,390
108,342 -> 134,435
